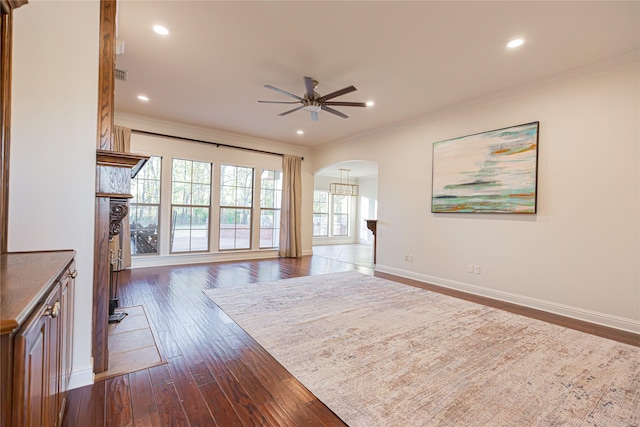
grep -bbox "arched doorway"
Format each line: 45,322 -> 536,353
313,160 -> 378,268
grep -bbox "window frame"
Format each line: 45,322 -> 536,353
219,164 -> 254,251
170,158 -> 212,254
130,155 -> 162,256
259,169 -> 282,249
313,190 -> 330,237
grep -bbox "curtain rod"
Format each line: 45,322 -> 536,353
130,129 -> 303,161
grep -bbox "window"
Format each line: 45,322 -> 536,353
259,169 -> 282,248
220,165 -> 253,250
170,159 -> 211,253
313,190 -> 329,237
130,156 -> 161,255
332,195 -> 349,236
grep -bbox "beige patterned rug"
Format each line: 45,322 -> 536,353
204,272 -> 640,426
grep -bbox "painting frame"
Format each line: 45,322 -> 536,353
431,121 -> 539,214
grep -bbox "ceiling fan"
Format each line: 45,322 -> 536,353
258,76 -> 367,121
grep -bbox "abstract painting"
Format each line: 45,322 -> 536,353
432,121 -> 539,213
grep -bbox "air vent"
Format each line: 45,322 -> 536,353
114,68 -> 127,82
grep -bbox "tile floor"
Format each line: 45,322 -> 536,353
312,243 -> 374,269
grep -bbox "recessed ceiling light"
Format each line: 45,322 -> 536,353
507,38 -> 524,49
366,101 -> 375,107
137,95 -> 150,102
153,25 -> 169,36
296,130 -> 304,135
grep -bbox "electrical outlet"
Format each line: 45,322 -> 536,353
408,255 -> 413,262
474,265 -> 481,274
467,264 -> 474,273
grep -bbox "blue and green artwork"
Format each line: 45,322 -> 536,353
432,122 -> 539,214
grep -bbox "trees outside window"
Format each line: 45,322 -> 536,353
313,190 -> 329,237
130,156 -> 161,255
171,159 -> 211,253
260,170 -> 282,248
220,165 -> 253,250
332,195 -> 349,236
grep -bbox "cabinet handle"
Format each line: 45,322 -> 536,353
69,270 -> 78,279
44,302 -> 61,319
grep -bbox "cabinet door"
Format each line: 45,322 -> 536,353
58,264 -> 75,424
13,284 -> 60,427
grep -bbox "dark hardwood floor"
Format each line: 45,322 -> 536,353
64,256 -> 366,427
64,255 -> 639,427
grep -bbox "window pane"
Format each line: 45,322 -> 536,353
313,213 -> 328,236
260,169 -> 282,248
219,207 -> 251,250
171,206 -> 191,252
220,186 -> 236,206
219,207 -> 235,250
141,156 -> 161,180
313,191 -> 329,213
260,209 -> 280,248
131,206 -> 159,255
172,182 -> 191,205
139,180 -> 160,204
172,159 -> 192,182
192,162 -> 211,184
192,183 -> 211,206
221,165 -> 236,186
236,187 -> 253,207
190,207 -> 209,251
130,155 -> 161,256
333,214 -> 348,236
171,159 -> 212,253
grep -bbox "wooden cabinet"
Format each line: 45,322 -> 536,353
1,250 -> 76,427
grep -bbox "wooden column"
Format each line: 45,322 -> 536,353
92,0 -> 149,374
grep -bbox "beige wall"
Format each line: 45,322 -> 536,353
9,0 -> 100,388
312,60 -> 640,332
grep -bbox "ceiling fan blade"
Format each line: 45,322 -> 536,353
324,101 -> 367,107
264,84 -> 304,101
258,100 -> 302,104
304,76 -> 315,98
321,105 -> 349,119
311,111 -> 319,121
319,85 -> 357,101
278,105 -> 304,116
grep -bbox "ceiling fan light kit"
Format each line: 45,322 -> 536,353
258,76 -> 368,121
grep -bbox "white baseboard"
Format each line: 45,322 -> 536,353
131,250 -> 280,268
68,363 -> 94,390
375,264 -> 640,335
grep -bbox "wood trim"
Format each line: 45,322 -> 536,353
92,197 -> 110,373
93,0 -> 117,374
1,10 -> 11,254
96,150 -> 148,168
0,0 -> 26,257
96,0 -> 115,151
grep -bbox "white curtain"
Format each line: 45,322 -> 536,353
279,155 -> 302,258
110,125 -> 132,270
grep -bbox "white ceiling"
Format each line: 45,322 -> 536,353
115,1 -> 639,150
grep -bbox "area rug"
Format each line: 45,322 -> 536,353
204,272 -> 640,426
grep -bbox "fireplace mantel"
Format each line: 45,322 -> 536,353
93,149 -> 148,373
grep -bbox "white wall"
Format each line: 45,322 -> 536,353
312,59 -> 640,332
115,113 -> 314,267
10,1 -> 100,387
357,176 -> 378,243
